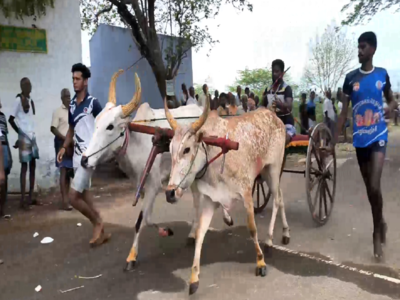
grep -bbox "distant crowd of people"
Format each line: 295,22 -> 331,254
175,83 -> 260,116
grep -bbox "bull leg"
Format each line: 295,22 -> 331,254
279,188 -> 290,245
244,190 -> 267,277
188,184 -> 201,245
262,165 -> 282,254
188,184 -> 234,247
124,210 -> 143,271
189,196 -> 217,295
125,185 -> 166,272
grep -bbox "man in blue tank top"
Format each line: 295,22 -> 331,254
337,32 -> 398,260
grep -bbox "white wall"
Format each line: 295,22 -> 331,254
0,0 -> 82,192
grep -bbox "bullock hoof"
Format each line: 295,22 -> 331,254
255,265 -> 267,277
186,237 -> 196,246
282,236 -> 290,245
264,244 -> 273,257
223,217 -> 234,227
124,261 -> 137,272
189,281 -> 199,295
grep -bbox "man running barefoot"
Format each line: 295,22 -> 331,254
336,32 -> 397,260
57,63 -> 110,246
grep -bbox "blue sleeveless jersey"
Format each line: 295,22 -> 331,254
342,67 -> 391,148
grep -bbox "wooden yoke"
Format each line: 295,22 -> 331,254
128,122 -> 239,206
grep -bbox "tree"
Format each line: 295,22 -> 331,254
341,0 -> 400,26
303,24 -> 356,94
0,0 -> 54,20
228,67 -> 272,97
194,83 -> 203,96
80,0 -> 253,104
228,67 -> 296,97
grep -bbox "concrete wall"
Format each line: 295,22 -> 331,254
0,0 -> 82,191
89,24 -> 193,110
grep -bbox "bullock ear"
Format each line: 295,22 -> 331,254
196,132 -> 203,143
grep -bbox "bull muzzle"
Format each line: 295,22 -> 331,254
81,155 -> 89,169
165,189 -> 177,204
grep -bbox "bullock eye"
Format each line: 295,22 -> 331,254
106,124 -> 114,131
183,147 -> 190,155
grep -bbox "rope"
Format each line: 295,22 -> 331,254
175,140 -> 201,190
195,143 -> 209,180
85,130 -> 126,159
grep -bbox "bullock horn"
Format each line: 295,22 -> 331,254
164,98 -> 178,131
108,69 -> 124,105
121,73 -> 142,118
191,95 -> 210,133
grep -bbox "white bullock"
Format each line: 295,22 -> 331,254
82,70 -> 233,271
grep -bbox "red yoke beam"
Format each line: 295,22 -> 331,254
129,123 -> 239,151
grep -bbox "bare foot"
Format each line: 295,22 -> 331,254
91,230 -> 112,247
89,223 -> 104,245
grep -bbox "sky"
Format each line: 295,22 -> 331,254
81,0 -> 400,92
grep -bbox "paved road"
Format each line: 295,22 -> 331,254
1,131 -> 400,300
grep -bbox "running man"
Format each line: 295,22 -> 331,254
336,32 -> 398,259
57,63 -> 110,246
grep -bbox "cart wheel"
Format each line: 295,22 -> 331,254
305,123 -> 337,225
252,176 -> 271,214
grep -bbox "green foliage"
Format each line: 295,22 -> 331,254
194,83 -> 203,96
0,0 -> 54,20
227,67 -> 272,97
227,67 -> 297,98
341,0 -> 400,26
80,0 -> 252,98
80,0 -> 253,75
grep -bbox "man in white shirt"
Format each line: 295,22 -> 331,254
186,86 -> 197,105
198,84 -> 211,108
234,85 -> 242,106
9,77 -> 39,210
323,89 -> 337,139
51,88 -> 73,211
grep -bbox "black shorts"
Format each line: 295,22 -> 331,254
355,140 -> 387,165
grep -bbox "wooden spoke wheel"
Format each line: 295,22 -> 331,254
305,123 -> 337,225
252,176 -> 271,214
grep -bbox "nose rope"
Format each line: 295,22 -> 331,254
85,129 -> 126,159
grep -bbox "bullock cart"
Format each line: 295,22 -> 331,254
252,122 -> 337,226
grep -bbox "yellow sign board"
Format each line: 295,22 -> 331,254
0,25 -> 47,53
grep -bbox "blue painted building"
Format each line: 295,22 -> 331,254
89,24 -> 193,110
